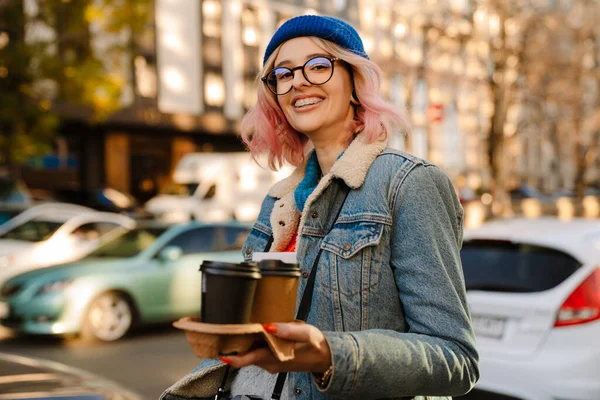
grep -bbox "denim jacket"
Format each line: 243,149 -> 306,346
161,136 -> 479,400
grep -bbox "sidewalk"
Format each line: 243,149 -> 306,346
0,352 -> 143,400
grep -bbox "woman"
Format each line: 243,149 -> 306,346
162,15 -> 478,400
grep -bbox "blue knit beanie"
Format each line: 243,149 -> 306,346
263,15 -> 369,65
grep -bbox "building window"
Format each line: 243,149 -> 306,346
134,56 -> 157,98
333,0 -> 347,12
203,37 -> 222,67
205,72 -> 225,107
202,0 -> 222,38
242,8 -> 259,47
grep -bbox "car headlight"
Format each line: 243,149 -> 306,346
36,279 -> 75,295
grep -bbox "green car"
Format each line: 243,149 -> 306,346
0,221 -> 251,342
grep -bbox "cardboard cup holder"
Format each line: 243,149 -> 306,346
175,257 -> 302,362
173,317 -> 301,362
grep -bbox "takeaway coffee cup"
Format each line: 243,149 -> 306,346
200,261 -> 261,324
250,253 -> 301,324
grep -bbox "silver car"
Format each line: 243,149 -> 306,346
0,203 -> 136,285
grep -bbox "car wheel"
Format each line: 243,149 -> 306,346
80,292 -> 134,342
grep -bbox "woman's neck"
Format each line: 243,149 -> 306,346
306,105 -> 356,175
312,139 -> 347,175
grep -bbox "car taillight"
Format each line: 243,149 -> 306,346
555,268 -> 600,327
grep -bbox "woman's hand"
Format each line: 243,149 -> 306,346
219,323 -> 332,375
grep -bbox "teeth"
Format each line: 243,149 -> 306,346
294,97 -> 324,107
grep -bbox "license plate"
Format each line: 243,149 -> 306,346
472,316 -> 506,339
0,302 -> 8,319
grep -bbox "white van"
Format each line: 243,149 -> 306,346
145,152 -> 293,223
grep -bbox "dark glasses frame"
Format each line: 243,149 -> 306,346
261,56 -> 340,95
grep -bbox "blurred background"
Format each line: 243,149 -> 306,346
0,0 -> 598,400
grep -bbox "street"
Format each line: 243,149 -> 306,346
0,324 -> 200,400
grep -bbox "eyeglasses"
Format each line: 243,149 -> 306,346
261,56 -> 339,95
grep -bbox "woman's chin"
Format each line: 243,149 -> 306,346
289,119 -> 323,135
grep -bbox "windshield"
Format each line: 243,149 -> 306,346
0,220 -> 63,242
85,227 -> 167,258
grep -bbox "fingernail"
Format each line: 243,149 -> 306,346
263,323 -> 278,333
219,357 -> 232,364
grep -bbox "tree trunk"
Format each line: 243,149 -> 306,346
487,9 -> 510,217
576,129 -> 600,198
488,76 -> 509,215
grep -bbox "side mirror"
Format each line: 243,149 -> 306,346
158,246 -> 183,262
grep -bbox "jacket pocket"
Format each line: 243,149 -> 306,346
321,220 -> 385,295
322,220 -> 385,259
241,224 -> 272,262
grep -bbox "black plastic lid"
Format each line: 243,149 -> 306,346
201,267 -> 262,280
200,261 -> 261,279
199,260 -> 259,273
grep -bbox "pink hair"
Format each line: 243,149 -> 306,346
240,37 -> 411,170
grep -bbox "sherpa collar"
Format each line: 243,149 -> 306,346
266,134 -> 387,251
268,133 -> 388,199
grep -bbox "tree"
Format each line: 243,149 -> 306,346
471,0 -> 600,213
517,0 -> 600,199
567,0 -> 600,199
0,0 -> 151,173
0,0 -> 58,172
473,0 -> 552,215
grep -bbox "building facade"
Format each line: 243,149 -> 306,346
21,0 -> 597,205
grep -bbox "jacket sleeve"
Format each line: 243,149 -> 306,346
320,164 -> 479,399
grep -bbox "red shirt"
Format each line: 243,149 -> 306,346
284,234 -> 297,252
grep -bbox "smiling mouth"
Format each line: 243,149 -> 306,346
294,97 -> 324,108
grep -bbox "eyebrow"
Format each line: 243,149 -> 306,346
275,53 -> 331,68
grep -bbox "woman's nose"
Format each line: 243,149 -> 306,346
291,69 -> 311,89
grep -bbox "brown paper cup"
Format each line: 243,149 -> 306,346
249,259 -> 300,324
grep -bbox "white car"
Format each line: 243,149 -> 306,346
461,217 -> 600,400
0,203 -> 136,284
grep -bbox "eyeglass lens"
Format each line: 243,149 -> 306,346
266,57 -> 334,95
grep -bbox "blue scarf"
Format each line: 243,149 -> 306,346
294,151 -> 322,213
294,150 -> 346,212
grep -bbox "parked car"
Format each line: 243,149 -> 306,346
51,187 -> 153,220
0,351 -> 142,400
0,204 -> 28,228
0,221 -> 251,342
459,217 -> 600,400
0,176 -> 32,226
508,184 -> 556,216
0,203 -> 136,284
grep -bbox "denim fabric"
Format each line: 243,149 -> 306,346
161,149 -> 479,400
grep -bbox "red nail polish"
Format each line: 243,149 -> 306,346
263,323 -> 278,333
219,357 -> 232,364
